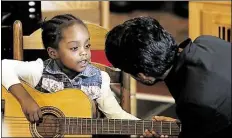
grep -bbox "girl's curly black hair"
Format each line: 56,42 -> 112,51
41,14 -> 86,49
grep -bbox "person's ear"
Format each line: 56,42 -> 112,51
47,47 -> 59,59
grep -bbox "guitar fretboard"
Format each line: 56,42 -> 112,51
54,118 -> 181,135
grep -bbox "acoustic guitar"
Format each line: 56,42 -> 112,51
1,82 -> 181,137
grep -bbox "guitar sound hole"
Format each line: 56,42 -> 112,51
30,106 -> 65,138
36,113 -> 60,137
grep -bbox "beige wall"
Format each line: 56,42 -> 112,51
41,1 -> 99,24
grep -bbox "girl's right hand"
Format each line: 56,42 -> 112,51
8,83 -> 43,123
20,98 -> 42,123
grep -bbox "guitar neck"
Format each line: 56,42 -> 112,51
57,118 -> 181,136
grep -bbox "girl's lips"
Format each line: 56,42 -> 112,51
79,60 -> 88,67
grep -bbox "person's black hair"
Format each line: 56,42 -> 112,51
105,16 -> 178,77
41,14 -> 87,49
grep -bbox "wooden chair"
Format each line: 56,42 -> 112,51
12,20 -> 133,114
41,1 -> 110,29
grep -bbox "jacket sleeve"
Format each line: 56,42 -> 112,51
2,58 -> 44,90
96,71 -> 140,120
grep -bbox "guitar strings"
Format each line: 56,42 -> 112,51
4,123 -> 179,132
4,122 -> 180,129
5,131 -> 180,137
4,124 -> 180,131
4,116 -> 181,135
4,116 -> 181,124
4,120 -> 180,132
4,116 -> 181,122
5,129 -> 180,134
5,121 -> 180,135
5,131 -> 179,137
4,126 -> 180,134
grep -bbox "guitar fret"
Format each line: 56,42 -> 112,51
96,119 -> 97,134
76,118 -> 78,134
143,120 -> 144,134
81,118 -> 82,134
120,119 -> 122,134
135,121 -> 137,135
114,119 -> 115,134
169,122 -> 171,135
180,123 -> 182,132
83,118 -> 87,134
68,118 -> 70,134
161,121 -> 163,133
64,117 -> 66,133
101,119 -> 103,133
108,119 -> 109,133
71,118 -> 74,134
152,120 -> 153,130
90,119 -> 93,134
102,119 -> 106,133
128,121 -> 130,134
69,117 -> 71,134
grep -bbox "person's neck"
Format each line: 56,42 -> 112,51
55,60 -> 79,79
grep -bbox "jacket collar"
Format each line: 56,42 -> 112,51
44,59 -> 96,78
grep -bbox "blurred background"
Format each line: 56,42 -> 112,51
1,1 -> 188,59
1,1 -> 231,120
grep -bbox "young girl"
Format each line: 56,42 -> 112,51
2,14 -> 139,123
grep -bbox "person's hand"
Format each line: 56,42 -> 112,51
9,84 -> 43,123
141,116 -> 177,138
141,129 -> 168,138
152,116 -> 177,122
20,97 -> 42,123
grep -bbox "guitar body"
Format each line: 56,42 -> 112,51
2,82 -> 93,137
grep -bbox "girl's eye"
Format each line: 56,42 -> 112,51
70,47 -> 78,51
85,44 -> 91,49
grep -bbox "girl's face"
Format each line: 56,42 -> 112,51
56,24 -> 91,74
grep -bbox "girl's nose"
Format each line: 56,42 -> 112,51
79,47 -> 87,56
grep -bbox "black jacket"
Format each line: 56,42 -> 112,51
164,35 -> 231,138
